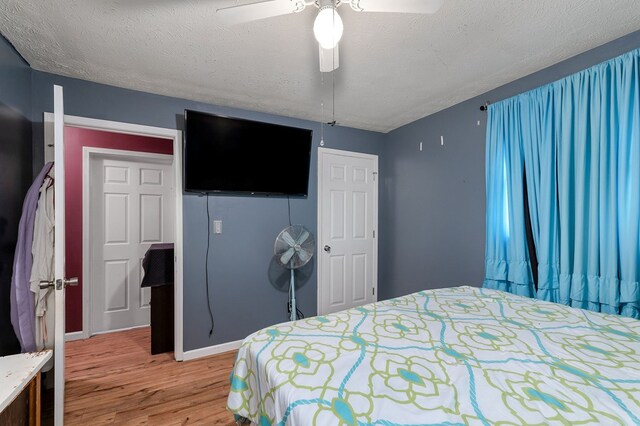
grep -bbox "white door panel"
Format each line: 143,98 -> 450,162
53,84 -> 66,426
319,149 -> 378,315
90,156 -> 173,334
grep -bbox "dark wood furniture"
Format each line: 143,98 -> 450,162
141,243 -> 175,355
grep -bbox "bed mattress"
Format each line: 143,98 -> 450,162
227,286 -> 640,425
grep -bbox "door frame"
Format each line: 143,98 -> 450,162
44,113 -> 185,361
316,147 -> 379,316
83,147 -> 174,336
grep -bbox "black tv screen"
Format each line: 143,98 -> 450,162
184,110 -> 313,196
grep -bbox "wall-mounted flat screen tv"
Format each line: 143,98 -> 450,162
184,110 -> 313,196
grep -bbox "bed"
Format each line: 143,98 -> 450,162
226,286 -> 640,425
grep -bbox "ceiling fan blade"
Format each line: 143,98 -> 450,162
217,0 -> 304,25
350,0 -> 444,14
319,45 -> 339,73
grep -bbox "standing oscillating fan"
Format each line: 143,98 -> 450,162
274,225 -> 315,321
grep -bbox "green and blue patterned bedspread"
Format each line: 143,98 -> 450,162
227,286 -> 640,425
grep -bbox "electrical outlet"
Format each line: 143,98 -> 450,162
213,220 -> 222,234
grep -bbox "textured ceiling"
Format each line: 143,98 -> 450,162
1,1 -> 640,132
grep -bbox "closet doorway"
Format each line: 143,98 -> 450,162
87,149 -> 174,334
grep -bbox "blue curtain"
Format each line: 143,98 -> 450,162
483,98 -> 536,297
484,48 -> 640,318
519,88 -> 561,303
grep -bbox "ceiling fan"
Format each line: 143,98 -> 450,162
217,0 -> 445,72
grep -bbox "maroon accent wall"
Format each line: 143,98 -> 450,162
64,126 -> 173,332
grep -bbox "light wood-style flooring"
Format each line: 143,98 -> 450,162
65,327 -> 237,425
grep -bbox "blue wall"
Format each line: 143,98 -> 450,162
12,28 -> 640,352
30,72 -> 386,350
379,30 -> 640,301
0,35 -> 32,355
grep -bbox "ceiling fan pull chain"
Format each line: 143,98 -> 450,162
332,66 -> 336,125
320,72 -> 325,145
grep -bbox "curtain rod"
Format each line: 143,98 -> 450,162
480,101 -> 491,112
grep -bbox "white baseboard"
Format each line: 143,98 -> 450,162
91,324 -> 149,336
65,331 -> 87,342
65,324 -> 149,342
182,339 -> 243,361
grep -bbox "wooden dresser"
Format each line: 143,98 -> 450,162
0,351 -> 52,425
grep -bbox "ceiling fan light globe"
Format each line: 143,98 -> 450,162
313,7 -> 343,49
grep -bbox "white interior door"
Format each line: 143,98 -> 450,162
89,154 -> 174,334
53,85 -> 68,426
318,148 -> 378,315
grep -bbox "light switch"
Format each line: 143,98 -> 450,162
213,220 -> 222,234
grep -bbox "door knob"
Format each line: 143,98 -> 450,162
39,280 -> 54,289
55,277 -> 79,290
64,277 -> 79,287
324,245 -> 331,253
